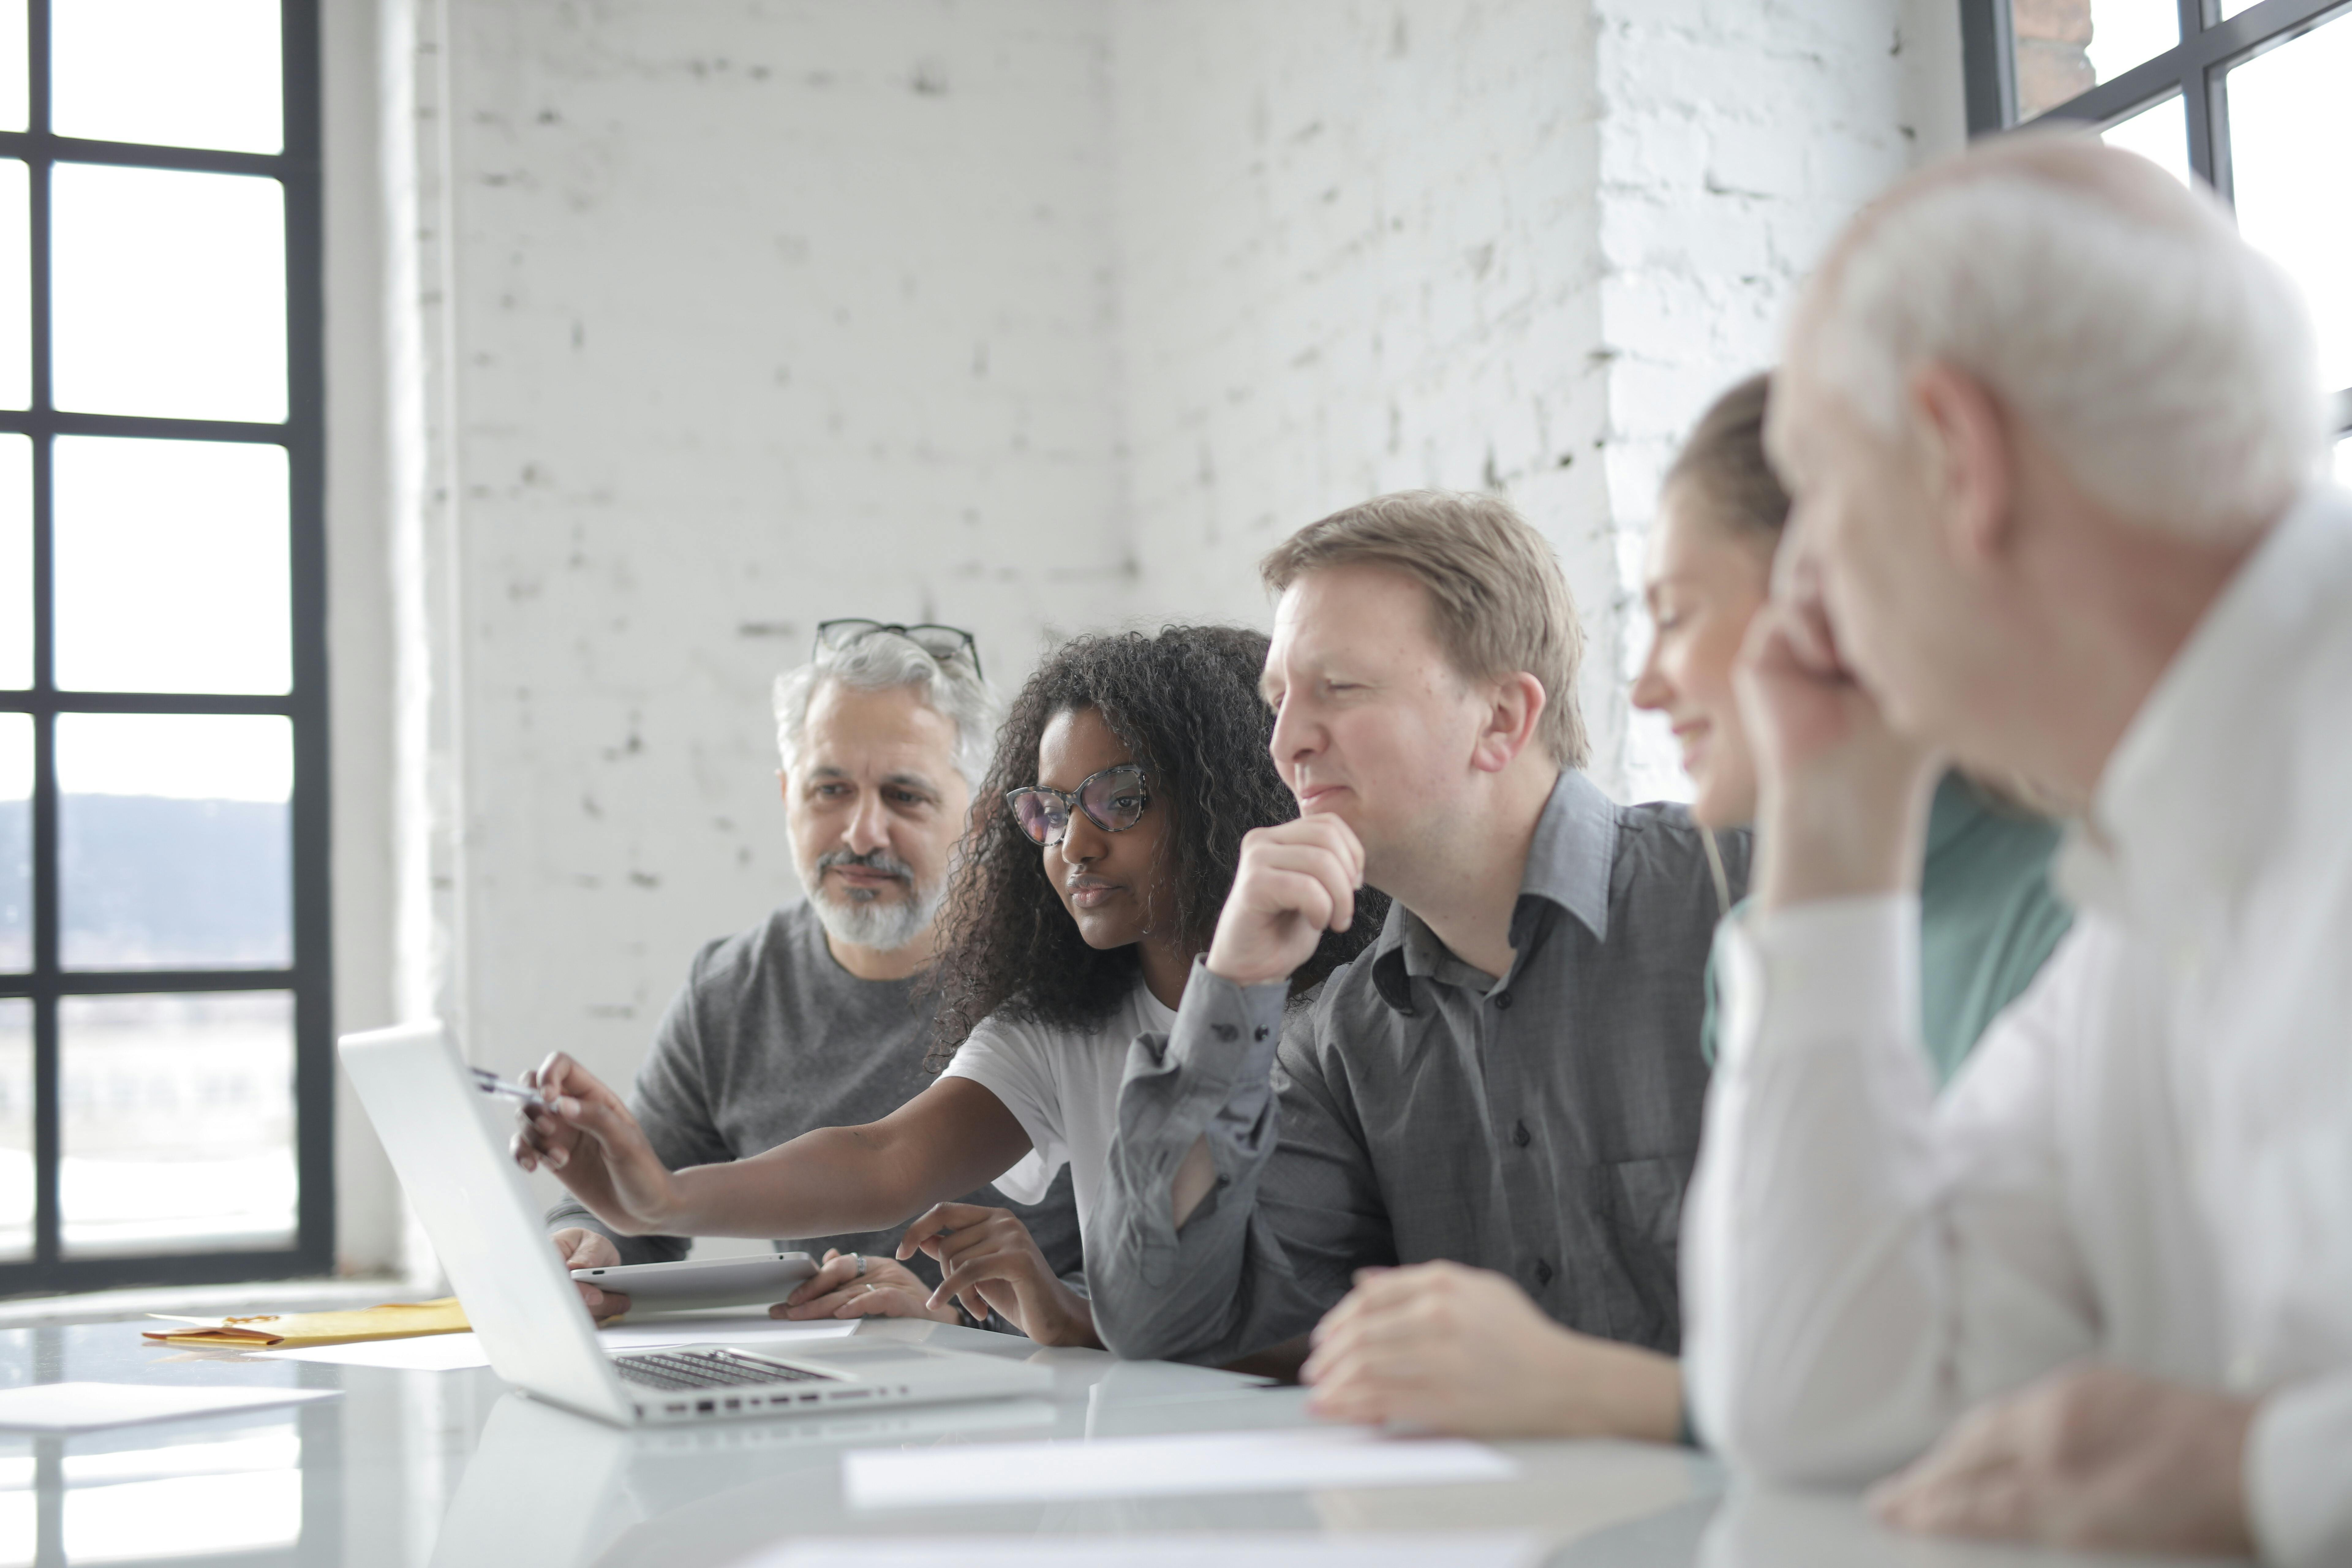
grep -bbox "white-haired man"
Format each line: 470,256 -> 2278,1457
546,620 -> 1080,1319
1683,136 -> 2351,1562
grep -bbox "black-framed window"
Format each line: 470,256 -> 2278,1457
0,0 -> 328,1295
1962,0 -> 2352,475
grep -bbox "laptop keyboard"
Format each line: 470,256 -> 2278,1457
614,1350 -> 831,1393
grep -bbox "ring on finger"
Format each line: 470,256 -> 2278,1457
850,1252 -> 866,1276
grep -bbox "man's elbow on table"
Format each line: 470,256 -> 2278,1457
1688,1328 -> 1943,1487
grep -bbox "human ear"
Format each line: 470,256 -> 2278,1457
1907,361 -> 2014,568
1470,672 -> 1547,774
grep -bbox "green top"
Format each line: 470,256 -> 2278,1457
1700,772 -> 2075,1085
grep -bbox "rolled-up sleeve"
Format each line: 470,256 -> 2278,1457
1091,959 -> 1318,1362
1683,895 -> 1949,1477
1685,896 -> 2102,1481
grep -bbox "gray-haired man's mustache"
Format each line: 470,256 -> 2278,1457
816,848 -> 914,881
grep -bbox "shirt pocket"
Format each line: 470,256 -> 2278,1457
1600,1152 -> 1694,1354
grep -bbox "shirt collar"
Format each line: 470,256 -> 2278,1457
1368,769 -> 1620,1010
2058,483 -> 2352,927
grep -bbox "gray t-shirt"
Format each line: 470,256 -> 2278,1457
545,900 -> 1084,1291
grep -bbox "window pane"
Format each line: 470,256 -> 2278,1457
2227,14 -> 2352,393
2014,0 -> 2179,120
0,714 -> 23,972
0,0 -> 23,134
51,164 -> 285,423
0,435 -> 24,689
53,438 -> 289,694
0,999 -> 25,1260
58,713 -> 290,970
2100,92 -> 2191,188
61,991 -> 296,1256
0,160 -> 25,411
52,0 -> 280,154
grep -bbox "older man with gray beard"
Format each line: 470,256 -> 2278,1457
546,621 -> 1080,1321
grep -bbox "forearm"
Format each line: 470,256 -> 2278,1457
1683,898 -> 1952,1479
1753,754 -> 1938,910
1027,1284 -> 1103,1350
1091,964 -> 1299,1361
656,1125 -> 939,1239
1553,1341 -> 1683,1445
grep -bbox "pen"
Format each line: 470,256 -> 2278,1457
470,1066 -> 549,1111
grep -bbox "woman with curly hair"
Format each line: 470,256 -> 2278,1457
514,625 -> 1382,1347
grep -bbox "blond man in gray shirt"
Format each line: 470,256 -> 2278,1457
1092,494 -> 1739,1396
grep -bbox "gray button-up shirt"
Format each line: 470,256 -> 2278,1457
1090,769 -> 1746,1365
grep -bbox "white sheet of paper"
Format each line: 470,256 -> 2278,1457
264,1334 -> 496,1371
0,1382 -> 341,1434
262,1318 -> 861,1371
748,1535 -> 1542,1568
842,1426 -> 1520,1510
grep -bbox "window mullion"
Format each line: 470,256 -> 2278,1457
2181,0 -> 2228,190
24,0 -> 52,1272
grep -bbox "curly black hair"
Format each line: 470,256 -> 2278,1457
928,624 -> 1388,1059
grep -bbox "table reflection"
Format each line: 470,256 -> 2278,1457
0,1415 -> 304,1566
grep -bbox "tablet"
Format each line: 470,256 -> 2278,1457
570,1252 -> 819,1311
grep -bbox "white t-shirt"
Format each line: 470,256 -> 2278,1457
940,979 -> 1178,1242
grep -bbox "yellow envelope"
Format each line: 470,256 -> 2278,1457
141,1298 -> 470,1350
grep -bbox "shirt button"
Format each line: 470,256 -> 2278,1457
1253,1027 -> 1268,1042
1513,1121 -> 1530,1148
1494,991 -> 1513,1010
1532,1259 -> 1554,1287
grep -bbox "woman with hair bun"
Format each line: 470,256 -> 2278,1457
1631,371 -> 2073,1081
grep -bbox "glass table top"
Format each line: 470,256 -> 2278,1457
0,1313 -> 2249,1567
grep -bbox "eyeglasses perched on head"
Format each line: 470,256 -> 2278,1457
814,619 -> 983,679
1006,764 -> 1151,848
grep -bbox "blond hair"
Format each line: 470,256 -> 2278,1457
1261,490 -> 1588,769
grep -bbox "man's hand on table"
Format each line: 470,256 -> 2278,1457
1734,590 -> 1940,911
1870,1363 -> 2256,1556
551,1227 -> 632,1319
899,1202 -> 1101,1348
772,1247 -> 958,1325
1299,1261 -> 1682,1440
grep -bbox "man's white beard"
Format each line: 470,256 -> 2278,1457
805,853 -> 944,954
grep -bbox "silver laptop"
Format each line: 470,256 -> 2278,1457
340,1020 -> 1052,1427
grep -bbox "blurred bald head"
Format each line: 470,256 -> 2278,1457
1763,134 -> 2329,797
1781,132 -> 2324,541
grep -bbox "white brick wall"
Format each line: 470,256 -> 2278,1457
1593,0 -> 1961,800
349,0 -> 1962,1261
1108,0 -> 1620,769
417,1 -> 1127,1095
